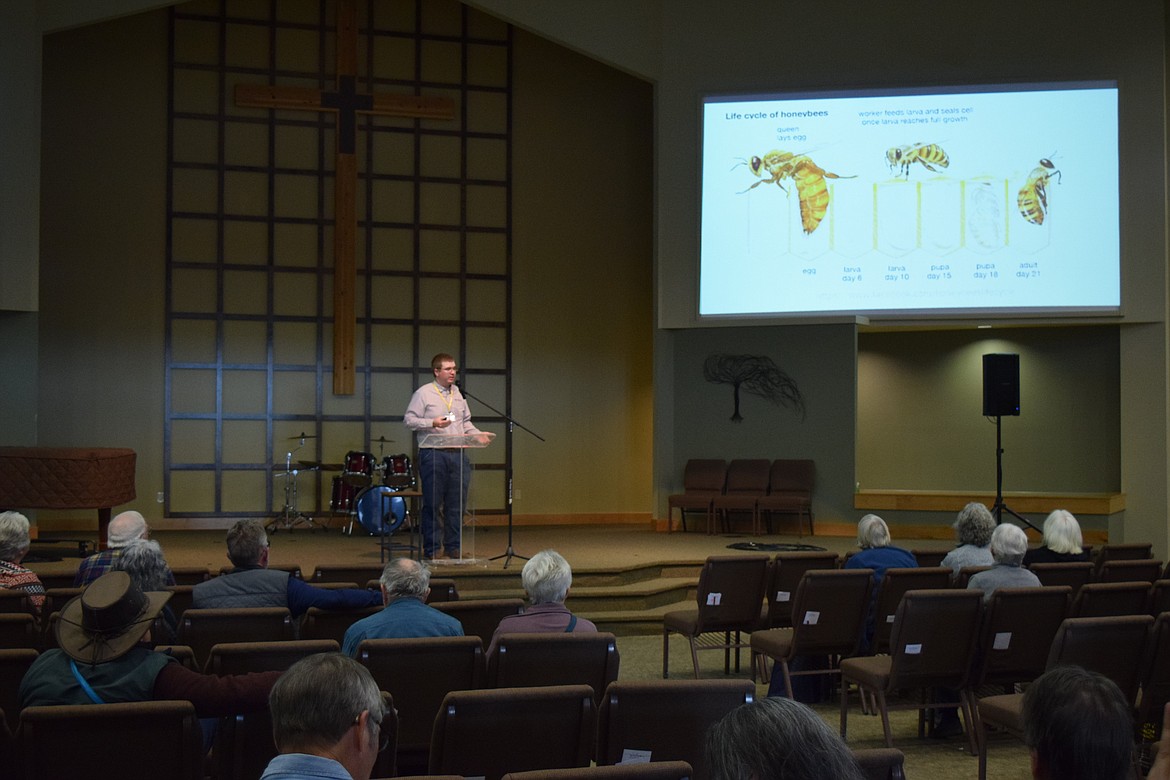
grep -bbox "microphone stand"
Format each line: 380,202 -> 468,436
458,383 -> 544,569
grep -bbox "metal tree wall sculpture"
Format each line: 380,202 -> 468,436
703,353 -> 806,423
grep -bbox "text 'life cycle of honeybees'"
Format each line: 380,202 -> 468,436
699,82 -> 1119,317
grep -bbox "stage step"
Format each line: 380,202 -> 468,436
423,560 -> 706,636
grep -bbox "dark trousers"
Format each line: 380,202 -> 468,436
417,447 -> 471,556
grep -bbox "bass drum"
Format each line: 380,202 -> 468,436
355,485 -> 406,535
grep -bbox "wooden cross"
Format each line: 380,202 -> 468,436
235,0 -> 455,395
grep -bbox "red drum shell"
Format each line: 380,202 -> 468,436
343,450 -> 375,486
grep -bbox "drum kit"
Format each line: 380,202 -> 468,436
269,433 -> 416,537
330,436 -> 417,537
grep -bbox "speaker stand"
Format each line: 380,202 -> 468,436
991,414 -> 1040,533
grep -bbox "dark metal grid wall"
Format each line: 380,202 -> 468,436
165,0 -> 512,518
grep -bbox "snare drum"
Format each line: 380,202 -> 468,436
355,486 -> 406,535
342,450 -> 376,487
330,477 -> 358,513
381,453 -> 415,489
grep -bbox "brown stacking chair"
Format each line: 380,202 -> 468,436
711,459 -> 770,535
851,748 -> 906,780
756,459 -> 815,536
750,569 -> 873,696
489,632 -> 620,707
154,644 -> 200,671
428,685 -> 595,780
1136,612 -> 1170,746
759,551 -> 840,629
205,638 -> 339,674
39,588 -> 82,621
0,648 -> 37,732
1027,561 -> 1094,596
427,578 -> 459,602
1150,580 -> 1170,616
358,635 -> 486,775
1095,542 -> 1154,567
1098,558 -> 1163,584
177,607 -> 295,669
1071,581 -> 1151,617
30,572 -> 77,592
666,459 -> 726,533
956,565 -> 991,589
312,563 -> 386,584
17,700 -> 204,780
870,567 -> 953,654
975,614 -> 1153,780
0,613 -> 38,650
596,679 -> 753,779
168,566 -> 211,585
164,585 -> 196,622
433,598 -> 525,649
502,761 -> 694,780
0,707 -> 10,767
840,589 -> 984,755
299,604 -> 382,646
968,586 -> 1071,695
207,640 -> 342,780
366,577 -> 459,603
0,590 -> 29,614
910,549 -> 948,568
663,555 -> 769,678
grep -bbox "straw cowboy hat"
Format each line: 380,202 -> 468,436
56,571 -> 172,665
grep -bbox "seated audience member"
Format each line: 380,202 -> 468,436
113,539 -> 180,644
967,523 -> 1041,601
341,558 -> 463,656
705,696 -> 865,780
1023,509 -> 1091,566
843,513 -> 917,652
1022,665 -> 1136,780
940,502 -> 996,579
74,510 -> 176,587
193,519 -> 380,617
261,653 -> 386,780
20,571 -> 278,715
486,549 -> 596,658
0,510 -> 45,615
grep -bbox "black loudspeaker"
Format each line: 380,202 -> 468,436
983,353 -> 1020,417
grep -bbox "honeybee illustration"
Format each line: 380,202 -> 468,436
1017,158 -> 1061,225
886,143 -> 950,179
735,150 -> 855,234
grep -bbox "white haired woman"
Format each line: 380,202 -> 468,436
0,511 -> 45,615
1023,509 -> 1091,565
940,502 -> 996,580
967,523 -> 1040,602
843,514 -> 917,653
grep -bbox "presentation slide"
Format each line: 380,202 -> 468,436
699,82 -> 1119,318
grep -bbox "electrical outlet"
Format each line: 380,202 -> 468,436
156,492 -> 165,503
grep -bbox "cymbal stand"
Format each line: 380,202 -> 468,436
268,437 -> 324,533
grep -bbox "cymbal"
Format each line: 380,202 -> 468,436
370,435 -> 395,443
297,460 -> 323,470
287,432 -> 318,440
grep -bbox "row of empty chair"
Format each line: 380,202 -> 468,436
662,553 -> 1170,680
667,458 -> 814,535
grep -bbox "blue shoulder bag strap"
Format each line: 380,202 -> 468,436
69,659 -> 106,704
564,614 -> 577,632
